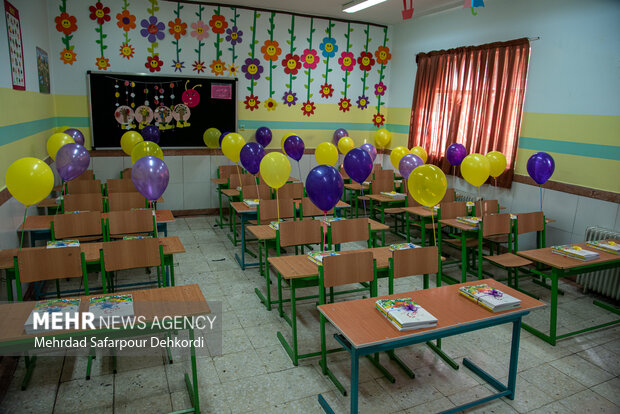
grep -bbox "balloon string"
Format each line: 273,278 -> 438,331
431,211 -> 437,247
297,162 -> 302,185
322,211 -> 327,253
19,206 -> 27,251
235,163 -> 242,188
254,174 -> 260,200
539,185 -> 543,212
361,183 -> 367,218
276,188 -> 280,222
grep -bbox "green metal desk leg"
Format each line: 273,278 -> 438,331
461,234 -> 468,283
420,218 -> 427,247
277,279 -> 299,365
406,213 -> 411,243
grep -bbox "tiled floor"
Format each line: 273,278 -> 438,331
1,215 -> 619,413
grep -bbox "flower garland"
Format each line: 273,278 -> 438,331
55,0 -> 78,65
356,24 -> 374,111
301,18 -> 316,117
242,10 -> 261,111
116,0 -> 136,61
318,20 -> 337,100
281,15 -> 300,107
225,7 -> 241,76
261,12 -> 280,111
190,4 -> 206,73
141,0 -> 164,73
372,27 -> 391,127
168,2 -> 186,72
89,1 -> 111,70
208,5 -> 227,76
337,22 -> 354,112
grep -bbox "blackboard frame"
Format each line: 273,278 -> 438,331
87,71 -> 238,149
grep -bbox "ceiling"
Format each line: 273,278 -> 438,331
187,0 -> 463,26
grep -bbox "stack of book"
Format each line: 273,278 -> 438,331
375,298 -> 438,331
456,216 -> 481,226
46,240 -> 80,248
585,240 -> 620,255
268,219 -> 285,230
307,250 -> 339,265
89,294 -> 135,328
389,243 -> 421,251
24,298 -> 81,334
243,199 -> 259,208
380,191 -> 406,199
458,284 -> 521,312
315,216 -> 344,226
123,235 -> 152,240
551,244 -> 600,261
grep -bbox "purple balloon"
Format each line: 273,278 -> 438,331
56,143 -> 90,181
132,156 -> 170,201
219,132 -> 230,147
360,143 -> 377,162
64,128 -> 85,146
446,143 -> 467,166
142,125 -> 161,144
239,142 -> 266,175
343,148 -> 373,184
332,128 -> 349,145
283,135 -> 305,161
306,165 -> 344,212
255,127 -> 272,147
527,152 -> 555,185
398,154 -> 424,179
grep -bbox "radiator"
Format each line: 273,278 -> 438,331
576,226 -> 620,300
455,192 -> 481,202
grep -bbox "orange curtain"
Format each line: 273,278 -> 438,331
408,38 -> 530,188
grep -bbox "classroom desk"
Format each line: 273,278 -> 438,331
403,206 -> 437,246
17,210 -> 175,247
249,219 -> 390,310
366,193 -> 407,224
343,183 -> 369,218
517,241 -> 620,345
0,284 -> 208,413
0,236 -> 185,301
267,247 -> 392,365
211,177 -> 230,229
316,279 -> 545,414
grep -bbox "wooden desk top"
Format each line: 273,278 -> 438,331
344,183 -> 369,191
211,178 -> 228,186
403,206 -> 436,217
222,189 -> 240,197
247,218 -> 388,241
230,201 -> 256,214
268,246 -> 393,280
366,194 -> 407,203
518,241 -> 620,270
438,218 -> 479,232
0,284 -> 208,343
38,198 -> 60,208
318,278 -> 545,349
18,210 -> 174,231
0,236 -> 185,270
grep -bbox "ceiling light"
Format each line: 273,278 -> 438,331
342,0 -> 389,13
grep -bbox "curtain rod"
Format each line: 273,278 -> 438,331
163,0 -> 388,29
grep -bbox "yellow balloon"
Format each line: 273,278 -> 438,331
131,141 -> 164,164
203,127 -> 221,149
281,133 -> 296,152
390,146 -> 410,169
120,131 -> 144,156
374,128 -> 391,149
315,142 -> 338,166
47,133 -> 75,161
407,164 -> 447,207
6,157 -> 54,206
410,146 -> 428,163
222,133 -> 246,163
337,137 -> 355,155
260,152 -> 291,189
461,153 -> 491,187
486,151 -> 507,178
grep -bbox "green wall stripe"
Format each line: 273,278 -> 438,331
0,116 -> 90,146
518,136 -> 620,161
240,119 -> 409,133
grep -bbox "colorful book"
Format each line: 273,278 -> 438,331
585,240 -> 620,255
380,191 -> 406,199
375,298 -> 438,331
24,298 -> 81,334
68,210 -> 90,214
456,216 -> 481,226
389,243 -> 421,251
551,245 -> 600,261
315,216 -> 344,226
268,219 -> 285,230
122,235 -> 152,240
466,201 -> 475,207
130,208 -> 150,211
46,240 -> 80,248
458,284 -> 521,312
307,250 -> 340,265
243,199 -> 259,208
89,294 -> 134,328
